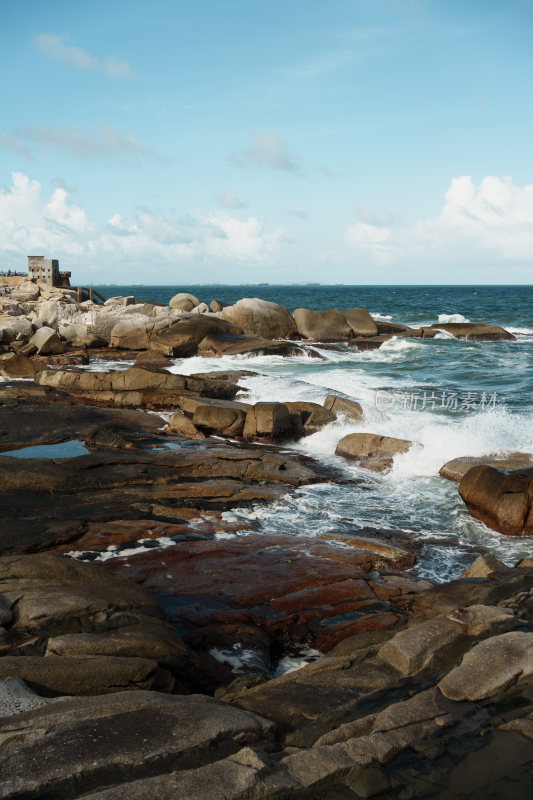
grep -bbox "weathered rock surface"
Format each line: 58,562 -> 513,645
324,394 -> 363,421
430,321 -> 516,341
0,691 -> 274,799
0,352 -> 38,378
29,325 -> 65,355
283,401 -> 336,434
440,452 -> 533,482
105,533 -> 409,671
0,427 -> 320,556
33,365 -> 239,410
221,297 -> 296,339
459,464 -> 533,535
335,432 -> 413,471
0,554 -> 202,694
149,315 -> 242,356
342,307 -> 378,337
294,307 -> 353,340
197,331 -> 300,357
168,291 -> 200,311
243,402 -> 293,442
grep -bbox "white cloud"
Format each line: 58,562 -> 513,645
0,124 -> 168,164
216,189 -> 248,209
229,130 -> 300,173
0,173 -> 285,268
346,176 -> 533,268
36,33 -> 132,78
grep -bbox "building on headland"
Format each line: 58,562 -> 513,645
27,256 -> 71,288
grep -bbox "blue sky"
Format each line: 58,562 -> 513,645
1,0 -> 533,284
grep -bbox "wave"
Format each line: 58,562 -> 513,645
438,313 -> 470,323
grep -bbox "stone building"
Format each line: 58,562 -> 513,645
27,256 -> 71,287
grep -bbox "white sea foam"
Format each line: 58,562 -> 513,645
274,648 -> 322,677
438,313 -> 470,323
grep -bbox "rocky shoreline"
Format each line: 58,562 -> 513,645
1,278 -> 532,798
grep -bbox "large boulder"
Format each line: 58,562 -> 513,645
440,453 -> 533,482
293,308 -> 352,341
243,403 -> 293,442
29,326 -> 65,355
168,292 -> 200,312
439,631 -> 533,701
38,299 -> 59,328
342,308 -> 378,337
458,465 -> 533,536
283,401 -> 336,434
324,395 -> 363,422
335,433 -> 413,471
197,332 -> 300,358
192,398 -> 251,437
58,322 -> 90,346
430,322 -> 516,341
150,316 -> 242,357
0,353 -> 37,378
109,315 -> 158,350
222,298 -> 296,339
166,409 -> 205,440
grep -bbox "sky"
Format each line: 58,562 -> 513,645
1,0 -> 533,285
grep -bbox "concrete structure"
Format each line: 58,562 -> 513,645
27,256 -> 71,287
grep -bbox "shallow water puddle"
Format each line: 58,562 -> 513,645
1,440 -> 90,458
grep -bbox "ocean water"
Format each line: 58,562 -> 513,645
92,285 -> 533,581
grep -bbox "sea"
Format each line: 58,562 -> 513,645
90,284 -> 533,581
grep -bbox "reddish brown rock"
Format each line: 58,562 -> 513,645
430,322 -> 516,341
440,453 -> 533,482
458,465 -> 533,536
104,534 -> 407,671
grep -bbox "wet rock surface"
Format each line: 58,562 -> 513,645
459,464 -> 533,536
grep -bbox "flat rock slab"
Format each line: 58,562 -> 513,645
440,453 -> 533,482
104,533 -> 405,667
0,402 -> 165,452
0,442 -> 320,555
0,691 -> 274,799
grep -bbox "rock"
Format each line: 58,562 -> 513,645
283,401 -> 336,434
11,281 -> 40,302
461,553 -> 507,578
342,307 -> 378,337
335,433 -> 413,471
440,452 -> 533,482
191,302 -> 209,314
197,332 -> 300,357
29,326 -> 65,355
167,409 -> 205,439
458,465 -> 533,536
133,350 -> 171,371
243,402 -> 293,442
104,295 -> 135,306
192,398 -> 251,437
0,353 -> 37,378
430,321 -> 516,341
221,298 -> 296,339
0,434 -> 320,556
58,321 -> 90,346
168,292 -> 200,311
324,394 -> 363,422
0,655 -> 176,695
0,691 -> 274,798
378,618 -> 462,676
149,315 -> 242,356
348,336 -> 388,351
34,366 -> 239,410
439,631 -> 533,701
109,315 -> 156,349
106,533 -> 402,667
90,310 -> 126,343
374,320 -> 411,335
210,299 -> 226,312
294,308 -> 352,341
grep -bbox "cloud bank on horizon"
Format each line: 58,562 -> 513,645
0,0 -> 532,283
